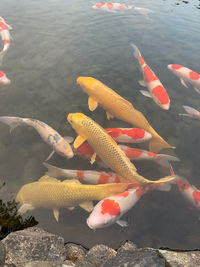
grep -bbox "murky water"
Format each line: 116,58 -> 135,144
0,0 -> 200,249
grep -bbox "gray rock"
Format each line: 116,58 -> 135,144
117,241 -> 137,253
0,241 -> 6,266
159,249 -> 200,267
24,260 -> 75,267
77,244 -> 116,267
2,227 -> 65,266
102,248 -> 166,267
65,243 -> 87,263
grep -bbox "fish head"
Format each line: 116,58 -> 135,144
77,77 -> 96,95
167,64 -> 183,74
67,113 -> 87,134
0,75 -> 10,85
54,139 -> 74,159
87,199 -> 118,229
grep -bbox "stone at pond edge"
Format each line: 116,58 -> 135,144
1,227 -> 66,266
24,260 -> 75,267
117,240 -> 137,253
76,244 -> 116,267
0,241 -> 6,266
65,243 -> 87,263
102,248 -> 166,267
159,249 -> 200,267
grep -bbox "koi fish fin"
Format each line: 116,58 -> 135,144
64,136 -> 74,143
147,175 -> 176,186
138,80 -> 147,87
106,111 -> 114,120
53,208 -> 59,222
155,154 -> 180,167
179,113 -> 190,117
130,43 -> 141,59
67,207 -> 75,211
90,153 -> 96,164
79,201 -> 93,212
116,220 -> 128,227
182,105 -> 200,116
8,24 -> 12,30
38,175 -> 60,183
194,87 -> 200,94
140,90 -> 152,98
155,183 -> 172,191
43,162 -> 64,178
180,78 -> 188,88
73,135 -> 86,149
149,137 -> 175,153
45,150 -> 55,161
17,204 -> 35,215
0,116 -> 23,133
88,96 -> 98,111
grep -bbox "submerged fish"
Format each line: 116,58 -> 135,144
0,70 -> 10,85
43,162 -> 120,184
67,112 -> 175,185
76,76 -> 174,152
0,116 -> 74,160
105,127 -> 152,143
15,175 -> 129,221
0,17 -> 12,65
179,105 -> 200,120
167,64 -> 200,94
131,44 -> 170,110
92,3 -> 133,11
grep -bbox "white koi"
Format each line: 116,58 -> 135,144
0,17 -> 12,65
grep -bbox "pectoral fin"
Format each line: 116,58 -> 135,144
45,150 -> 55,161
116,220 -> 129,227
79,201 -> 93,212
106,111 -> 114,120
140,90 -> 152,98
90,153 -> 96,164
138,80 -> 147,87
180,78 -> 188,88
17,204 -> 35,215
53,208 -> 59,222
88,96 -> 98,111
67,206 -> 75,211
64,136 -> 74,143
73,135 -> 86,149
194,87 -> 200,94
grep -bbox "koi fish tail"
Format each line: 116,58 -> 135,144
155,154 -> 180,168
43,162 -> 64,178
146,175 -> 176,187
149,135 -> 175,153
130,43 -> 141,60
0,116 -> 24,133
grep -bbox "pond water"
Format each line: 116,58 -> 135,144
0,0 -> 200,249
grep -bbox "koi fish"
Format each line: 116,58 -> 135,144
67,113 -> 175,185
105,127 -> 152,143
131,44 -> 170,110
75,141 -> 179,168
0,17 -> 12,65
92,3 -> 133,11
0,116 -> 74,160
87,186 -> 147,229
167,64 -> 200,94
15,175 -> 129,221
179,105 -> 200,120
133,7 -> 153,15
43,162 -> 120,184
76,76 -> 175,152
0,70 -> 10,85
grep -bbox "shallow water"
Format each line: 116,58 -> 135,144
0,0 -> 200,249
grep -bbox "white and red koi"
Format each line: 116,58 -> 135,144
168,64 -> 200,94
0,17 -> 12,65
75,141 -> 179,167
43,162 -> 120,184
131,44 -> 170,110
0,70 -> 10,85
179,105 -> 200,120
105,127 -> 152,143
92,3 -> 133,11
87,185 -> 147,229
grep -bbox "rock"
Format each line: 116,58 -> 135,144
159,249 -> 200,267
117,241 -> 137,253
24,260 -> 75,267
77,244 -> 116,267
0,241 -> 6,266
102,248 -> 166,267
65,243 -> 87,263
2,227 -> 65,266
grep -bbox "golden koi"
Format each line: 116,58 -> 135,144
76,76 -> 175,153
15,175 -> 128,222
67,113 -> 175,185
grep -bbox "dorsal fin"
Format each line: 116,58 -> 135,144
38,175 -> 60,183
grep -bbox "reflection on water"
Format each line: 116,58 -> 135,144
0,0 -> 200,249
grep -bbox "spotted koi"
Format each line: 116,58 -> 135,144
0,17 -> 12,65
92,3 -> 133,11
131,44 -> 170,110
168,64 -> 200,94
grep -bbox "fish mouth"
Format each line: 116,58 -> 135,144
167,64 -> 172,70
87,217 -> 97,230
162,103 -> 170,110
77,77 -> 84,84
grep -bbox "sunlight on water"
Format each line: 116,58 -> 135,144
0,0 -> 200,249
